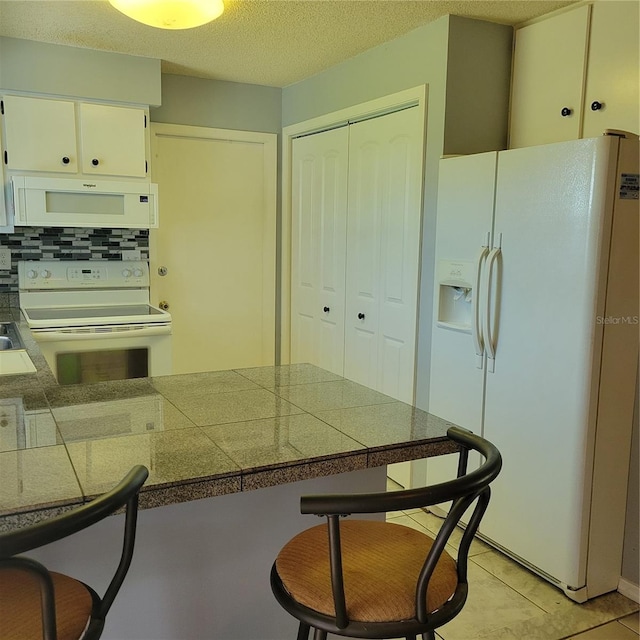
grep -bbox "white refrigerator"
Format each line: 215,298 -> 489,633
428,132 -> 639,602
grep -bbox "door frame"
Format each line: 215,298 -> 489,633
280,85 -> 428,364
149,122 -> 278,366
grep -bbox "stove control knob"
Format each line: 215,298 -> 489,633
122,268 -> 132,278
27,269 -> 38,279
40,269 -> 51,279
133,268 -> 144,278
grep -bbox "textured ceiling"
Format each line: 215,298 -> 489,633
0,0 -> 578,87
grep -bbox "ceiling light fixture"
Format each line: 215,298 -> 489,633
108,0 -> 224,30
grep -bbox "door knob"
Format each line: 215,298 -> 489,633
358,312 -> 365,320
159,301 -> 170,310
323,306 -> 330,313
590,101 -> 604,111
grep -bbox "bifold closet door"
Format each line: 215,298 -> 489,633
344,107 -> 424,403
290,127 -> 349,376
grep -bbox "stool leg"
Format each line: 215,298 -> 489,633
421,631 -> 436,640
297,622 -> 311,640
312,629 -> 328,640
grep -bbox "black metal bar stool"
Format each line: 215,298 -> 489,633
0,465 -> 149,640
271,427 -> 502,640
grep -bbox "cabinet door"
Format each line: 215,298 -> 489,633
290,127 -> 349,376
509,5 -> 590,149
344,106 -> 423,403
2,95 -> 78,173
80,103 -> 147,177
582,0 -> 640,138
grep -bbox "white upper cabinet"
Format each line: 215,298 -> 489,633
79,103 -> 147,177
2,95 -> 149,179
509,1 -> 639,148
3,96 -> 79,173
582,0 -> 640,138
509,5 -> 590,148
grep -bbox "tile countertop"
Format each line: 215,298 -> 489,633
0,312 -> 459,531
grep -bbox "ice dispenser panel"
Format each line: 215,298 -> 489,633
436,260 -> 475,332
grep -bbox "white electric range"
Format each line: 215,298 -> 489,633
18,260 -> 172,385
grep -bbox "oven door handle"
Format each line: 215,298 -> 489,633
30,325 -> 172,341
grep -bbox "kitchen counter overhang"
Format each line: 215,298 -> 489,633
1,353 -> 459,531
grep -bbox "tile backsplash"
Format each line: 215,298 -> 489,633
0,227 -> 150,296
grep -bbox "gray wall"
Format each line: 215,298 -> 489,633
151,74 -> 281,133
0,36 -> 161,106
283,15 -> 512,411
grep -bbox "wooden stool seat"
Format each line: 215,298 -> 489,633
276,520 -> 457,622
0,568 -> 95,640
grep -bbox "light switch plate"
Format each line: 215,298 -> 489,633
0,247 -> 11,270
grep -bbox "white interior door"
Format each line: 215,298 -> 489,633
150,124 -> 277,375
290,127 -> 349,375
344,106 -> 424,404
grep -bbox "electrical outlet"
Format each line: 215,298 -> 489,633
122,250 -> 141,261
0,247 -> 11,270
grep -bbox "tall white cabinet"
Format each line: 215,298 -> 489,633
290,105 -> 425,406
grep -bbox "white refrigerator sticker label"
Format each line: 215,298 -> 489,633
620,173 -> 639,200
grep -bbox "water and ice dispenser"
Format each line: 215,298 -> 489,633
436,260 -> 475,332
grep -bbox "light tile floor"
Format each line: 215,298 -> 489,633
383,502 -> 639,640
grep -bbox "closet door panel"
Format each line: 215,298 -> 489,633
378,108 -> 424,403
345,107 -> 423,402
344,126 -> 383,387
290,128 -> 349,375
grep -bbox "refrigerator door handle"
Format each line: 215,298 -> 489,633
484,246 -> 501,372
473,245 -> 490,369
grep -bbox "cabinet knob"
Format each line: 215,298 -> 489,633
357,312 -> 365,320
323,306 -> 330,313
61,156 -> 70,165
560,107 -> 572,117
591,101 -> 604,111
91,158 -> 100,166
159,301 -> 170,311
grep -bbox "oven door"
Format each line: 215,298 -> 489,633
32,324 -> 172,385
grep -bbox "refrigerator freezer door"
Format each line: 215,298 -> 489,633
480,136 -> 618,590
427,152 -> 498,488
429,152 -> 497,431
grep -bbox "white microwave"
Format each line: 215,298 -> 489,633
11,175 -> 158,228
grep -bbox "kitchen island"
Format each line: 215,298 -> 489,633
1,310 -> 460,639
